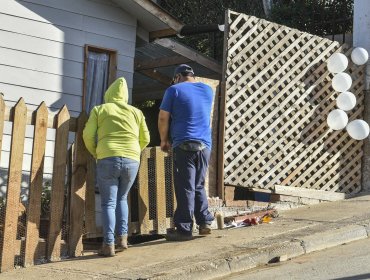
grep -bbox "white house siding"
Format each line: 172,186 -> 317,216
0,0 -> 139,196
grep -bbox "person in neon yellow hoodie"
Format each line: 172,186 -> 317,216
83,77 -> 150,257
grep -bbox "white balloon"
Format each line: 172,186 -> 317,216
336,91 -> 356,111
346,120 -> 370,140
327,109 -> 348,130
327,53 -> 348,73
351,47 -> 369,65
332,73 -> 352,92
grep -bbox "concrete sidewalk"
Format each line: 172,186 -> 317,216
2,194 -> 370,280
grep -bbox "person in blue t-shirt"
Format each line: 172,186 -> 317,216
158,64 -> 215,241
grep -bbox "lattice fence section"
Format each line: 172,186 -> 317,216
222,11 -> 365,194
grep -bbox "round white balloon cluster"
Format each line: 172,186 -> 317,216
326,47 -> 370,140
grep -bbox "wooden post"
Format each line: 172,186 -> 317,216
0,98 -> 27,272
155,147 -> 166,234
47,106 -> 70,261
24,102 -> 48,267
217,9 -> 230,200
68,112 -> 88,257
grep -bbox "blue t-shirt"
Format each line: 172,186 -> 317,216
160,82 -> 214,149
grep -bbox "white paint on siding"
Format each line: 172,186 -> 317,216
0,83 -> 82,112
3,0 -> 84,28
0,30 -> 83,62
0,64 -> 82,96
0,12 -> 137,45
19,0 -> 136,26
0,31 -> 134,71
0,47 -> 83,78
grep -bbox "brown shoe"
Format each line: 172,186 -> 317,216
98,243 -> 115,257
199,224 -> 212,235
116,234 -> 128,251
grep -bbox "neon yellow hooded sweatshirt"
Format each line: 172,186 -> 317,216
83,77 -> 150,162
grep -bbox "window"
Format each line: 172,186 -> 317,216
83,45 -> 117,112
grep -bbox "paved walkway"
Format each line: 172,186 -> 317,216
2,193 -> 370,280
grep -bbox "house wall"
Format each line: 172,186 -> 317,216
0,0 -> 139,196
0,0 -> 137,115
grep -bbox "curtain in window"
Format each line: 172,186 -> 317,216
85,52 -> 110,113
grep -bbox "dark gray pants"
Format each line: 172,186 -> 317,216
173,146 -> 214,234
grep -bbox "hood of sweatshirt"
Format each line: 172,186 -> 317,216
104,77 -> 129,105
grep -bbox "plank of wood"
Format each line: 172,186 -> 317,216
154,38 -> 222,75
0,98 -> 27,272
155,147 -> 167,234
217,9 -> 231,200
135,56 -> 191,71
132,0 -> 183,31
68,112 -> 88,257
195,77 -> 220,197
47,106 -> 70,261
274,185 -> 345,201
84,157 -> 96,234
24,102 -> 48,267
149,28 -> 177,40
138,149 -> 150,234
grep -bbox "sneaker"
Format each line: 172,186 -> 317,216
165,229 -> 193,241
199,224 -> 212,235
116,234 -> 128,251
97,243 -> 115,257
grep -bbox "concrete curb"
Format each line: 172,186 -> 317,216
150,221 -> 370,280
301,225 -> 368,253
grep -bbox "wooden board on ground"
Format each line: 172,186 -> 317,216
274,185 -> 345,201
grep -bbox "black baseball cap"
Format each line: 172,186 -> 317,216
173,64 -> 195,77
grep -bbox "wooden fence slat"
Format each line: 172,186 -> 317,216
84,158 -> 96,233
138,149 -> 150,234
0,98 -> 27,272
68,112 -> 88,257
24,102 -> 48,267
47,106 -> 70,261
155,147 -> 166,234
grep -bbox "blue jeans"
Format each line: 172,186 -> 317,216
173,147 -> 214,234
97,157 -> 139,245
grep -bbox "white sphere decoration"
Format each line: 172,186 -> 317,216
327,109 -> 348,130
351,47 -> 369,65
336,91 -> 356,111
346,120 -> 370,140
332,73 -> 352,92
327,53 -> 348,73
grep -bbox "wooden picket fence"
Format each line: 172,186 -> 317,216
0,97 -> 175,272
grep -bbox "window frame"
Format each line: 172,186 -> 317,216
82,45 -> 117,111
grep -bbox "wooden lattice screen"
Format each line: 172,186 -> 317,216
220,11 -> 366,195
